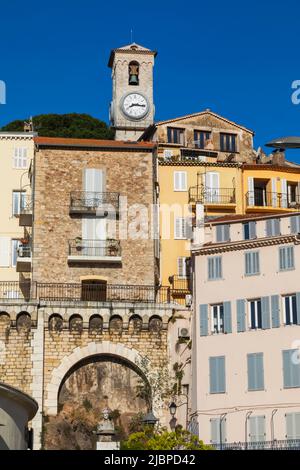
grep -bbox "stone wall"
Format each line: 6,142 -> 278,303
32,148 -> 157,285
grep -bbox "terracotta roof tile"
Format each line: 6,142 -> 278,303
34,136 -> 155,150
206,211 -> 299,225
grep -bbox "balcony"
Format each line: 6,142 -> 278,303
67,239 -> 122,264
168,275 -> 191,297
189,187 -> 236,208
70,191 -> 120,216
19,201 -> 33,227
246,190 -> 300,211
16,245 -> 32,273
212,439 -> 300,450
0,281 -> 33,302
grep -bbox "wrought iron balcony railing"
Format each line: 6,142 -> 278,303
212,439 -> 300,450
70,191 -> 120,214
168,275 -> 191,293
17,245 -> 32,258
68,239 -> 121,258
20,200 -> 33,215
0,281 -> 33,301
189,187 -> 236,205
246,190 -> 300,209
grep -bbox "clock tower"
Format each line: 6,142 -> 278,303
108,43 -> 157,141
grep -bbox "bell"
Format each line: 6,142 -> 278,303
129,74 -> 139,85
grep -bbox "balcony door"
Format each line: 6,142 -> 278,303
82,217 -> 107,256
83,168 -> 105,208
204,172 -> 220,203
81,279 -> 107,302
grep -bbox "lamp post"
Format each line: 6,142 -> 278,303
271,409 -> 278,448
168,394 -> 189,430
219,413 -> 227,450
141,409 -> 158,428
245,411 -> 253,450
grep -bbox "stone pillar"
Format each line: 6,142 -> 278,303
30,310 -> 44,450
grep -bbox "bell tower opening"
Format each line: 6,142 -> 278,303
128,61 -> 139,86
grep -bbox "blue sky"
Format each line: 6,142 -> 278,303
0,0 -> 299,159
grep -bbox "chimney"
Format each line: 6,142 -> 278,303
272,149 -> 285,166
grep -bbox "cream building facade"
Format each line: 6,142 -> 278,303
0,132 -> 34,283
191,212 -> 300,448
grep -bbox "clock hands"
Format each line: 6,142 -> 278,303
128,102 -> 146,108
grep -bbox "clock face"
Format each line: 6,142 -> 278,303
121,93 -> 149,120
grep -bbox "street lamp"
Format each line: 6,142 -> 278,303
169,401 -> 177,417
141,409 -> 158,427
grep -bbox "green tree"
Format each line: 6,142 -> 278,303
1,113 -> 114,139
121,426 -> 213,451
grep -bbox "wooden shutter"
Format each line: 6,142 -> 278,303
223,301 -> 232,334
209,356 -> 225,393
174,217 -> 186,239
200,304 -> 208,336
272,178 -> 277,207
0,237 -> 10,267
266,219 -> 272,237
84,168 -> 104,192
249,221 -> 256,239
210,418 -> 226,444
247,353 -> 264,391
281,179 -> 288,208
249,416 -> 265,442
237,299 -> 246,332
282,349 -> 300,388
291,215 -> 300,234
261,296 -> 271,329
174,171 -> 187,191
286,413 -> 300,439
178,257 -> 187,278
271,295 -> 280,328
248,177 -> 254,205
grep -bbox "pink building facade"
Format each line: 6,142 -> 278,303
191,212 -> 300,449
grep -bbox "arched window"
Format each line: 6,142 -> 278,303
129,61 -> 139,86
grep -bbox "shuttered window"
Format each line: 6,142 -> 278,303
211,304 -> 224,334
208,256 -> 222,280
210,418 -> 226,444
200,304 -> 208,336
178,257 -> 188,278
245,251 -> 260,276
173,171 -> 187,191
290,215 -> 300,234
282,349 -> 300,388
249,299 -> 262,329
12,191 -> 26,216
266,218 -> 280,237
283,295 -> 298,325
243,221 -> 257,240
286,413 -> 300,439
216,224 -> 230,243
209,356 -> 226,393
249,416 -> 266,442
279,246 -> 295,271
247,353 -> 264,391
13,147 -> 27,168
174,217 -> 188,239
11,239 -> 20,267
237,299 -> 246,332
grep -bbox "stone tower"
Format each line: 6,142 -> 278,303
108,43 -> 157,141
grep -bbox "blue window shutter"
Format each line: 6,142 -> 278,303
237,299 -> 246,332
266,219 -> 272,237
283,350 -> 293,388
279,247 -> 285,270
286,413 -> 294,439
271,295 -> 280,328
261,296 -> 270,329
200,304 -> 208,336
223,301 -> 232,334
216,225 -> 222,242
210,356 -> 225,393
210,419 -> 219,444
296,293 -> 300,325
224,225 -> 230,242
249,221 -> 256,239
248,353 -> 264,391
291,216 -> 300,234
274,219 -> 280,235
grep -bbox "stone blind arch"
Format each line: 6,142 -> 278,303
45,341 -> 149,415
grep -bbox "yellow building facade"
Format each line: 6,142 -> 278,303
0,132 -> 34,283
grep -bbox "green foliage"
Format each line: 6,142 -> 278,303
82,398 -> 92,412
121,426 -> 213,450
1,113 -> 115,139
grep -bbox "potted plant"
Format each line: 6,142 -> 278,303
20,237 -> 29,245
75,236 -> 82,250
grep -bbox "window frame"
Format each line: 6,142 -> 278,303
243,221 -> 257,240
248,298 -> 262,329
173,171 -> 187,191
11,239 -> 21,268
220,133 -> 238,153
13,147 -> 28,169
167,127 -> 185,145
283,294 -> 297,326
208,256 -> 222,281
211,303 -> 224,334
245,250 -> 260,276
279,245 -> 295,271
174,217 -> 187,240
194,129 -> 211,149
12,190 -> 26,217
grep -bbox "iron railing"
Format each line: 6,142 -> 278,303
20,200 -> 33,215
17,245 -> 32,258
70,191 -> 120,213
189,187 -> 236,205
68,239 -> 121,257
246,190 -> 300,209
212,439 -> 300,450
36,283 -> 174,304
0,281 -> 33,301
168,275 -> 191,293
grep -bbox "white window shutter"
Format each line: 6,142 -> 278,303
248,177 -> 254,206
174,171 -> 187,191
0,237 -> 10,267
84,169 -> 104,192
272,178 -> 277,207
281,179 -> 288,208
178,257 -> 187,278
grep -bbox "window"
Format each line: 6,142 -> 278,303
216,224 -> 230,243
243,221 -> 257,240
210,418 -> 226,445
209,356 -> 226,393
266,218 -> 280,237
174,217 -> 188,239
286,413 -> 300,440
249,299 -> 262,329
211,304 -> 224,334
173,171 -> 187,191
283,295 -> 298,325
13,147 -> 28,169
194,130 -> 211,149
245,251 -> 260,276
167,127 -> 185,145
220,133 -> 237,152
128,61 -> 139,85
283,349 -> 300,388
279,246 -> 295,271
208,256 -> 222,280
178,257 -> 189,278
11,239 -> 20,268
247,353 -> 264,391
12,191 -> 26,216
291,215 -> 300,234
249,416 -> 266,443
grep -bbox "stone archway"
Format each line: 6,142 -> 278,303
45,341 -> 148,416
